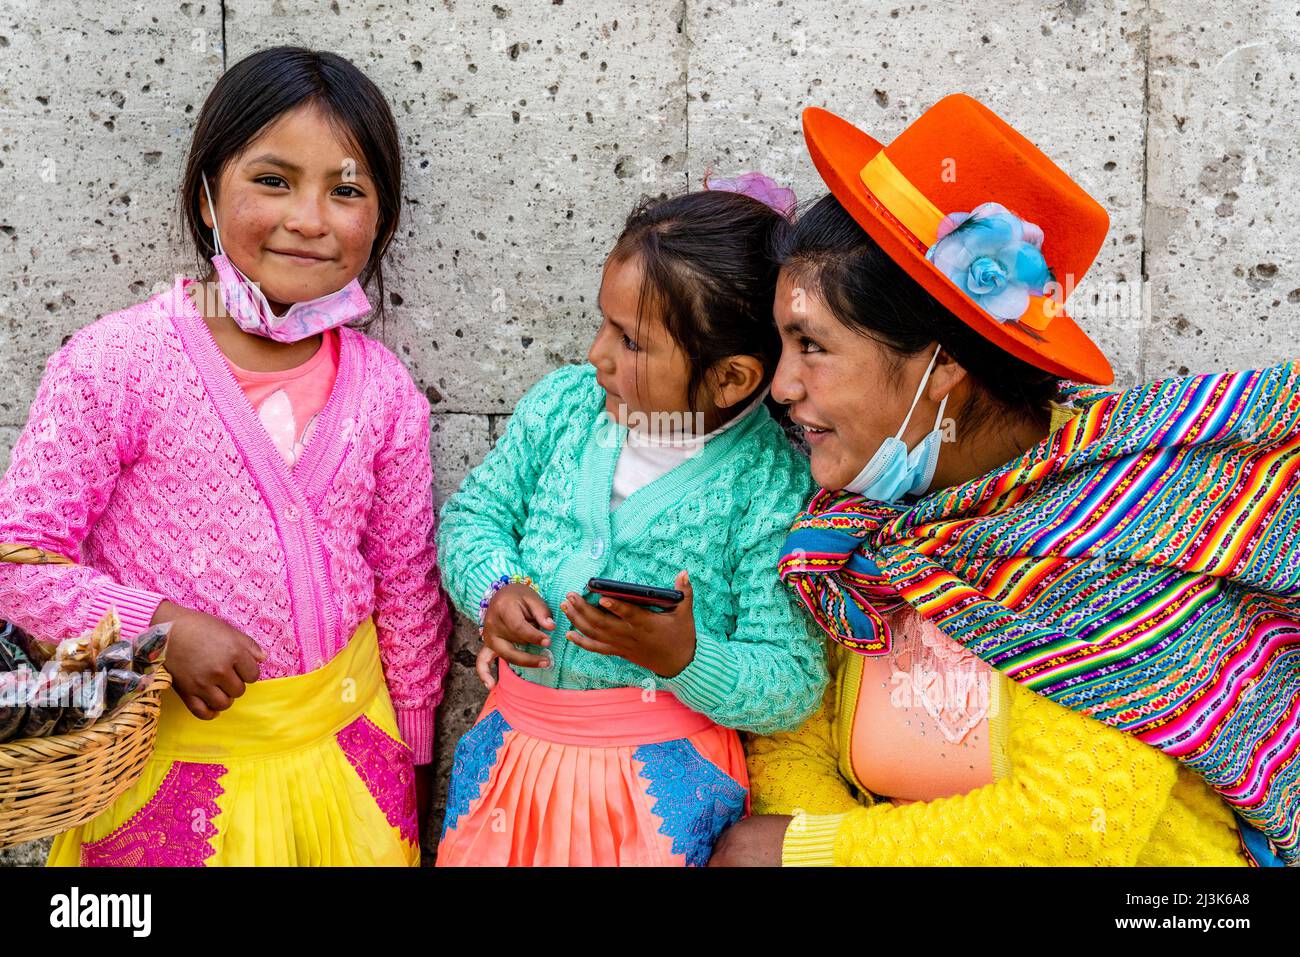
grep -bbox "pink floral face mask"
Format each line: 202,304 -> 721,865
201,172 -> 371,342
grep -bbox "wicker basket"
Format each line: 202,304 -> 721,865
0,543 -> 171,848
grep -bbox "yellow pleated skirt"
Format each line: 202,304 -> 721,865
47,618 -> 421,867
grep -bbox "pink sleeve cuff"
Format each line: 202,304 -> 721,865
86,581 -> 167,641
395,707 -> 435,765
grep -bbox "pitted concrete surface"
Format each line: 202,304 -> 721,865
1,1 -> 1295,863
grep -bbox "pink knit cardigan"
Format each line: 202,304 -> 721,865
0,276 -> 451,763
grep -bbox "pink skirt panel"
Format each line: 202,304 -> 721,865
489,661 -> 718,745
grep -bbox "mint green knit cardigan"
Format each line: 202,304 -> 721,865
436,362 -> 827,734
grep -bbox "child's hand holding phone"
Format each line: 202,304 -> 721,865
561,569 -> 698,678
478,582 -> 556,688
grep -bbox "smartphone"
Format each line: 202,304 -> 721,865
587,577 -> 684,610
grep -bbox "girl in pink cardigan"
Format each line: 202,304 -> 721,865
0,47 -> 452,866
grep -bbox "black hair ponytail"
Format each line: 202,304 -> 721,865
611,189 -> 793,421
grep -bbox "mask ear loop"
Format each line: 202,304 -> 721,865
895,343 -> 945,440
932,391 -> 950,431
200,172 -> 224,258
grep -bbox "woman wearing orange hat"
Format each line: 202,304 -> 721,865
709,94 -> 1299,867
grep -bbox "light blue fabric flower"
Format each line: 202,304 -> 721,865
924,202 -> 1052,322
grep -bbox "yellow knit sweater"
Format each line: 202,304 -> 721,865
746,645 -> 1248,865
747,404 -> 1250,867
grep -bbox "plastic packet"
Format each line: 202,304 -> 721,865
87,609 -> 122,657
0,621 -> 53,669
105,669 -> 146,712
130,622 -> 170,672
0,672 -> 30,743
0,627 -> 36,673
94,640 -> 135,673
19,671 -> 74,737
52,635 -> 96,673
56,671 -> 107,733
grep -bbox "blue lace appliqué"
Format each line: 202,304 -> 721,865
634,738 -> 747,867
441,709 -> 510,839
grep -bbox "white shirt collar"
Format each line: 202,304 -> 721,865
624,385 -> 771,450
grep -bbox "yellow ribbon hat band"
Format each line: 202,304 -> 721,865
859,151 -> 945,248
857,151 -> 1056,332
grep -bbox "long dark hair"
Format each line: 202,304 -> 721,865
179,46 -> 402,326
610,189 -> 792,420
775,192 -> 1059,435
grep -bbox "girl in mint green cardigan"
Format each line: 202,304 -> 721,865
436,185 -> 828,867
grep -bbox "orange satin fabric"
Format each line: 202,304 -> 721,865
850,606 -> 995,803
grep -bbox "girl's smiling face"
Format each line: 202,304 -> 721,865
199,102 -> 381,313
587,252 -> 700,431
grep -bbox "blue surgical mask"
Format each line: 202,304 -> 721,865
843,344 -> 950,501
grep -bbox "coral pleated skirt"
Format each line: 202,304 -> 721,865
436,663 -> 750,867
47,618 -> 420,867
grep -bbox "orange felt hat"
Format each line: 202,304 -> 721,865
802,94 -> 1114,385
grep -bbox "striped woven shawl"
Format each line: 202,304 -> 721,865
778,362 -> 1300,863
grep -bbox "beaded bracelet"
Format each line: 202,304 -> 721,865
477,574 -> 541,630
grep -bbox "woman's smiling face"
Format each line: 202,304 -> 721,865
771,268 -> 942,491
200,102 -> 381,313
